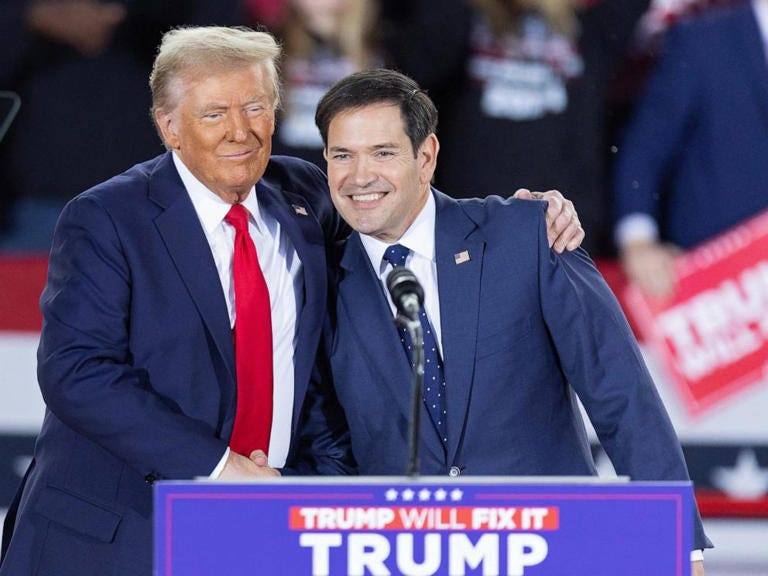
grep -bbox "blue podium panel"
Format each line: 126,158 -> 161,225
154,478 -> 693,576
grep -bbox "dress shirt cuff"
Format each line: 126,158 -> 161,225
614,213 -> 659,249
690,549 -> 704,562
209,447 -> 230,478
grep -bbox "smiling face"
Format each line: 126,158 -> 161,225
325,103 -> 438,243
154,63 -> 276,203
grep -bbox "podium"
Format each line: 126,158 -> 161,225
154,477 -> 694,575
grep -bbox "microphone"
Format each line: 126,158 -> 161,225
386,267 -> 424,322
386,266 -> 425,477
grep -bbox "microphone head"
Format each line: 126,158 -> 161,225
386,267 -> 424,316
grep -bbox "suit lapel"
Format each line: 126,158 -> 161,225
150,154 -> 328,442
339,234 -> 411,410
737,6 -> 768,131
433,192 -> 485,465
149,153 -> 236,386
257,179 -> 327,432
339,234 -> 446,464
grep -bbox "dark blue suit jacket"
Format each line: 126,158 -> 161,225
0,153 -> 352,575
326,190 -> 710,549
614,4 -> 768,248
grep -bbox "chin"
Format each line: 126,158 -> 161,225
227,174 -> 258,190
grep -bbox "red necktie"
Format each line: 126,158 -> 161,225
225,204 -> 273,456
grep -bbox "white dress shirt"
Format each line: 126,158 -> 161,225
359,193 -> 443,354
173,153 -> 302,470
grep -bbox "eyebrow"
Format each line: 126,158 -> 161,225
197,103 -> 227,114
243,96 -> 269,106
327,142 -> 401,153
197,96 -> 269,114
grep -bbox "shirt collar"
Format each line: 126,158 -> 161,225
754,0 -> 768,47
172,151 -> 263,234
360,191 -> 436,274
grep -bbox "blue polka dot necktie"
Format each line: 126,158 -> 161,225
382,244 -> 448,448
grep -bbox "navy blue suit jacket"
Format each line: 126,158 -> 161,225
0,153 -> 352,575
614,4 -> 768,248
326,190 -> 710,549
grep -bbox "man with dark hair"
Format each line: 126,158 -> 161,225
313,68 -> 711,573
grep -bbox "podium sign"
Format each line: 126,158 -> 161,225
625,209 -> 768,415
154,478 -> 693,576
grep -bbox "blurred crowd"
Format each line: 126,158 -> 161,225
1,0 -> 766,282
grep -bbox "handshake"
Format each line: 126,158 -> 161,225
219,449 -> 281,479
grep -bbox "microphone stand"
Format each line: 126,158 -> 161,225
397,314 -> 424,478
0,91 -> 21,145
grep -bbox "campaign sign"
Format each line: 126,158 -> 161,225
154,478 -> 693,576
625,209 -> 768,415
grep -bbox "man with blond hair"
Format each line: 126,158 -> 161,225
0,27 -> 582,575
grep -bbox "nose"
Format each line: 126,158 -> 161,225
349,157 -> 376,188
225,111 -> 248,142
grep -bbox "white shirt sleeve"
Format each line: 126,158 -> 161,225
614,212 -> 660,248
209,447 -> 230,478
690,549 -> 704,562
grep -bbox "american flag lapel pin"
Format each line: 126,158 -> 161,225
292,204 -> 308,216
454,250 -> 471,265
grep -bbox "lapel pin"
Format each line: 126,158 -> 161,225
292,204 -> 308,216
454,250 -> 471,265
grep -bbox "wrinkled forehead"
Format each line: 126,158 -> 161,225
166,61 -> 278,111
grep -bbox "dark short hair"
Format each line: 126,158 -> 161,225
315,68 -> 438,157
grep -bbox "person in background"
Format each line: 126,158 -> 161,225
402,0 -> 651,257
613,0 -> 768,297
269,0 -> 380,168
0,26 -> 583,575
0,0 -> 241,251
312,68 -> 710,573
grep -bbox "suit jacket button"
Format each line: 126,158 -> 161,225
448,466 -> 461,478
145,473 -> 157,484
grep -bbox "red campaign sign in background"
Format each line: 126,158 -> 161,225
624,209 -> 768,416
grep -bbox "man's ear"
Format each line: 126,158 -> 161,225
155,110 -> 180,150
418,133 -> 439,184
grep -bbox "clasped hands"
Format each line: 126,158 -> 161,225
219,449 -> 280,479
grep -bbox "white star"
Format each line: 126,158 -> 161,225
385,488 -> 399,501
402,489 -> 415,501
418,489 -> 432,501
712,449 -> 768,499
450,488 -> 464,501
434,489 -> 448,501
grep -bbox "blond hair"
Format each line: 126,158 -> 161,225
150,26 -> 282,116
